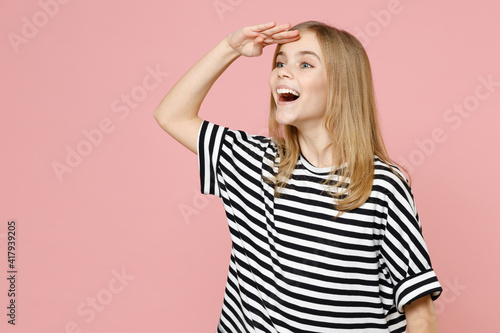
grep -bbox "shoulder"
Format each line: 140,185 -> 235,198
200,119 -> 277,156
373,155 -> 415,207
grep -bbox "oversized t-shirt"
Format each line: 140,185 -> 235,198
197,120 -> 442,333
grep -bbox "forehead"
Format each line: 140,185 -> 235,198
276,31 -> 322,58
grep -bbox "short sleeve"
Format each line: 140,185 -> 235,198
197,120 -> 228,197
379,171 -> 443,314
197,119 -> 271,199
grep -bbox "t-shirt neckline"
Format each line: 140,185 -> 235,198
299,151 -> 347,175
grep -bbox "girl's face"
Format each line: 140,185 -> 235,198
269,31 -> 329,132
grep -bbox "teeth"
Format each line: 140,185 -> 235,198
277,88 -> 300,97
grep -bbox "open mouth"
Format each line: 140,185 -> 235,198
277,88 -> 300,103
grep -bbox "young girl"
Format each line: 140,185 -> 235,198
154,21 -> 442,333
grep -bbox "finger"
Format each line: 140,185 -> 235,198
259,23 -> 293,36
261,31 -> 300,45
245,22 -> 293,40
248,21 -> 277,32
262,37 -> 299,47
265,36 -> 300,44
268,30 -> 300,40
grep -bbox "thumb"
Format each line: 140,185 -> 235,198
254,35 -> 264,44
253,36 -> 265,54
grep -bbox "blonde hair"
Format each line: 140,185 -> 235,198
266,21 -> 410,215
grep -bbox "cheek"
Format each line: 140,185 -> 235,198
312,77 -> 329,101
268,70 -> 277,87
304,77 -> 328,100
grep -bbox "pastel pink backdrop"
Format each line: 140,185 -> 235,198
1,0 -> 498,332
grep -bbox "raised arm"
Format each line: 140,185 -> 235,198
153,21 -> 300,154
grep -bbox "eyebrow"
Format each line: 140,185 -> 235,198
276,50 -> 321,61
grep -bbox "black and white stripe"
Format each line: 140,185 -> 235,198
197,120 -> 442,333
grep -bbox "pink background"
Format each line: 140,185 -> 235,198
1,0 -> 498,332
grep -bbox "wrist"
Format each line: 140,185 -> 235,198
220,36 -> 241,60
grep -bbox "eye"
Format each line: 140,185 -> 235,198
275,61 -> 313,68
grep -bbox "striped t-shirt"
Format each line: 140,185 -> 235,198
197,120 -> 442,333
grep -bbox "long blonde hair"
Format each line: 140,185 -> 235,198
267,21 -> 410,215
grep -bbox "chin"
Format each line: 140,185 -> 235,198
275,111 -> 295,126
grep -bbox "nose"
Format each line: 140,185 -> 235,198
277,66 -> 292,79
